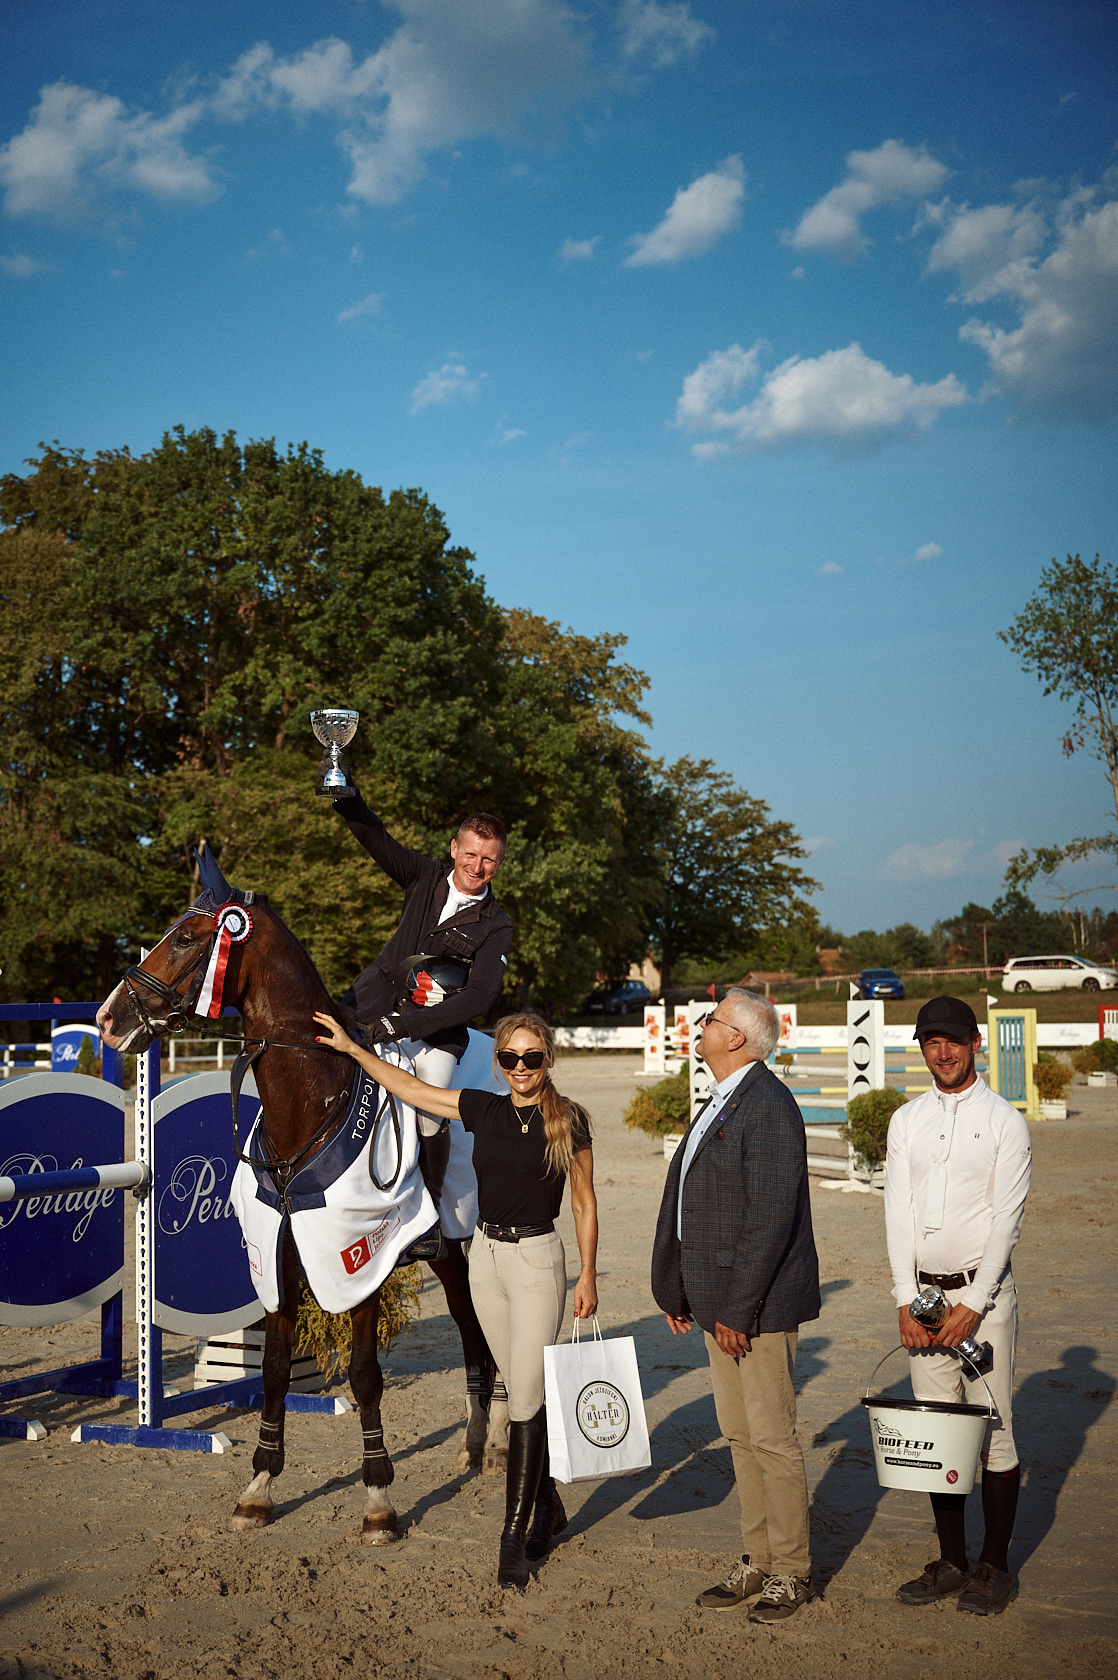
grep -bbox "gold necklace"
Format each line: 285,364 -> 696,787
515,1103 -> 538,1135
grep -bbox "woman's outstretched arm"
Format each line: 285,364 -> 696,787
313,1011 -> 462,1122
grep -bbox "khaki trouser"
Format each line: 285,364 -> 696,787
468,1229 -> 567,1421
704,1328 -> 811,1578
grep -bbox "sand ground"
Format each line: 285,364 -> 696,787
1,1056 -> 1115,1680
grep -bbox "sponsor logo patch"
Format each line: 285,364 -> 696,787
576,1380 -> 630,1448
341,1209 -> 402,1274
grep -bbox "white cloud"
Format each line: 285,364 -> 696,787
0,81 -> 216,219
882,838 -> 975,882
913,542 -> 942,562
496,421 -> 525,444
1,252 -> 50,275
804,835 -> 836,854
924,200 -> 1046,299
558,235 -> 598,262
410,358 -> 487,412
940,189 -> 1118,421
819,561 -> 843,575
676,339 -> 966,457
214,1 -> 591,207
619,0 -> 714,67
337,290 -> 385,322
626,154 -> 744,266
787,139 -> 948,258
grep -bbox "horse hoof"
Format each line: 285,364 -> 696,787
482,1447 -> 508,1475
231,1502 -> 272,1530
361,1513 -> 399,1544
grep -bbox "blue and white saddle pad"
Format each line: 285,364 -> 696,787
230,1047 -> 437,1314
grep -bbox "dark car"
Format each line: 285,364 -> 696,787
859,967 -> 905,1000
584,979 -> 654,1016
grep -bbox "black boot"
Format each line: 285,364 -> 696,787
525,1424 -> 567,1561
497,1407 -> 548,1588
417,1121 -> 452,1214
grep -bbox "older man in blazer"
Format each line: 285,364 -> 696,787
652,987 -> 820,1623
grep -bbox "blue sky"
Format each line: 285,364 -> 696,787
3,0 -> 1117,935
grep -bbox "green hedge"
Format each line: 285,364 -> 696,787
840,1086 -> 908,1169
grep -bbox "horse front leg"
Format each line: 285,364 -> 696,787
350,1292 -> 398,1544
231,1229 -> 300,1530
428,1243 -> 498,1472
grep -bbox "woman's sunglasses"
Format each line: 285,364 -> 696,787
497,1049 -> 547,1071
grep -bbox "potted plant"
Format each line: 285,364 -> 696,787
840,1087 -> 909,1187
1033,1054 -> 1073,1120
623,1067 -> 692,1157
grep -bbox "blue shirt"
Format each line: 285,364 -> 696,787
676,1061 -> 756,1239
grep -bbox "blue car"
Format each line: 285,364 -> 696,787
859,967 -> 905,1000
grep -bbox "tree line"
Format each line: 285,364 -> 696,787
0,427 -> 816,1013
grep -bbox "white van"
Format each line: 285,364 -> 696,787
1001,955 -> 1118,993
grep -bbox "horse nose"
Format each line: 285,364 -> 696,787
95,1000 -> 112,1037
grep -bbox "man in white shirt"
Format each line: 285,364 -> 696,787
885,995 -> 1031,1617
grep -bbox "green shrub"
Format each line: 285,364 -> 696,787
75,1036 -> 101,1078
1070,1037 -> 1118,1076
623,1067 -> 691,1136
840,1087 -> 909,1170
1033,1059 -> 1073,1102
293,1267 -> 423,1382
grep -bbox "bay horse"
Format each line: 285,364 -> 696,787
96,874 -> 507,1540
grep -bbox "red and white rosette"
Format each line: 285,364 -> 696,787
197,902 -> 254,1018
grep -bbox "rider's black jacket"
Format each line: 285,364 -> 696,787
333,792 -> 513,1058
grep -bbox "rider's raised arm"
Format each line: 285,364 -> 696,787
312,1012 -> 462,1121
330,793 -> 439,892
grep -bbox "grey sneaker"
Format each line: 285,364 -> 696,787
748,1573 -> 814,1623
696,1555 -> 769,1610
957,1561 -> 1017,1616
897,1558 -> 972,1605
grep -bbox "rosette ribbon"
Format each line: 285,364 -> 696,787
196,902 -> 254,1018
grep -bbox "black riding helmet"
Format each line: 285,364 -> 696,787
395,951 -> 472,1009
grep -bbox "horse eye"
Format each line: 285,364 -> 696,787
173,929 -> 194,947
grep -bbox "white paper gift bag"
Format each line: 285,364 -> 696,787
544,1317 -> 652,1484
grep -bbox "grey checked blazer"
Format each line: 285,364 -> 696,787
651,1061 -> 821,1337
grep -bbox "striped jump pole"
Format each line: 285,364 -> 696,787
0,1161 -> 148,1203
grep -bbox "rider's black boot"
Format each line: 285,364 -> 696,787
417,1120 -> 452,1214
498,1407 -> 548,1588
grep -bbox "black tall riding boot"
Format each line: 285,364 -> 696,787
417,1120 -> 452,1214
525,1420 -> 568,1561
497,1406 -> 548,1588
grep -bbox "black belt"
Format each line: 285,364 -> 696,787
479,1221 -> 554,1243
919,1268 -> 977,1291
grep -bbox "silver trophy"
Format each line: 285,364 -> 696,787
910,1284 -> 990,1371
311,708 -> 359,799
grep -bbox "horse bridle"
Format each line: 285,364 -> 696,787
123,923 -> 402,1199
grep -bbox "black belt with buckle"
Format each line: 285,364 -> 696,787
919,1268 -> 977,1291
479,1221 -> 554,1243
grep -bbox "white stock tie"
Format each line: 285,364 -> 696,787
922,1093 -> 958,1233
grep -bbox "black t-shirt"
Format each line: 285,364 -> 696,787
458,1089 -> 591,1228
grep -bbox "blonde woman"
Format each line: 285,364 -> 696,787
313,1008 -> 598,1588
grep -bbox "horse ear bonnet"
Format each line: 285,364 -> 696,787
193,842 -> 255,907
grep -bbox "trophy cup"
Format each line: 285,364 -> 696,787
909,1284 -> 990,1371
311,708 -> 359,799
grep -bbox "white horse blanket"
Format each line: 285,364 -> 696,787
230,1032 -> 502,1313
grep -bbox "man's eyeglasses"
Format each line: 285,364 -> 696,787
497,1049 -> 547,1071
697,1012 -> 741,1037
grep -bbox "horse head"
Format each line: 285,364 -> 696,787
97,844 -> 272,1053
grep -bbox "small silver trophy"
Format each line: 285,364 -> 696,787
311,708 -> 359,799
910,1284 -> 990,1371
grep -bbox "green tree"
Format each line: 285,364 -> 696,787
1000,553 -> 1118,901
0,428 -> 665,1008
646,756 -> 818,990
842,922 -> 936,973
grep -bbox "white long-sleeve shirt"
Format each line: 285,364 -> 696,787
884,1076 -> 1032,1317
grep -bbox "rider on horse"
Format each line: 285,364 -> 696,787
329,785 -> 513,1242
